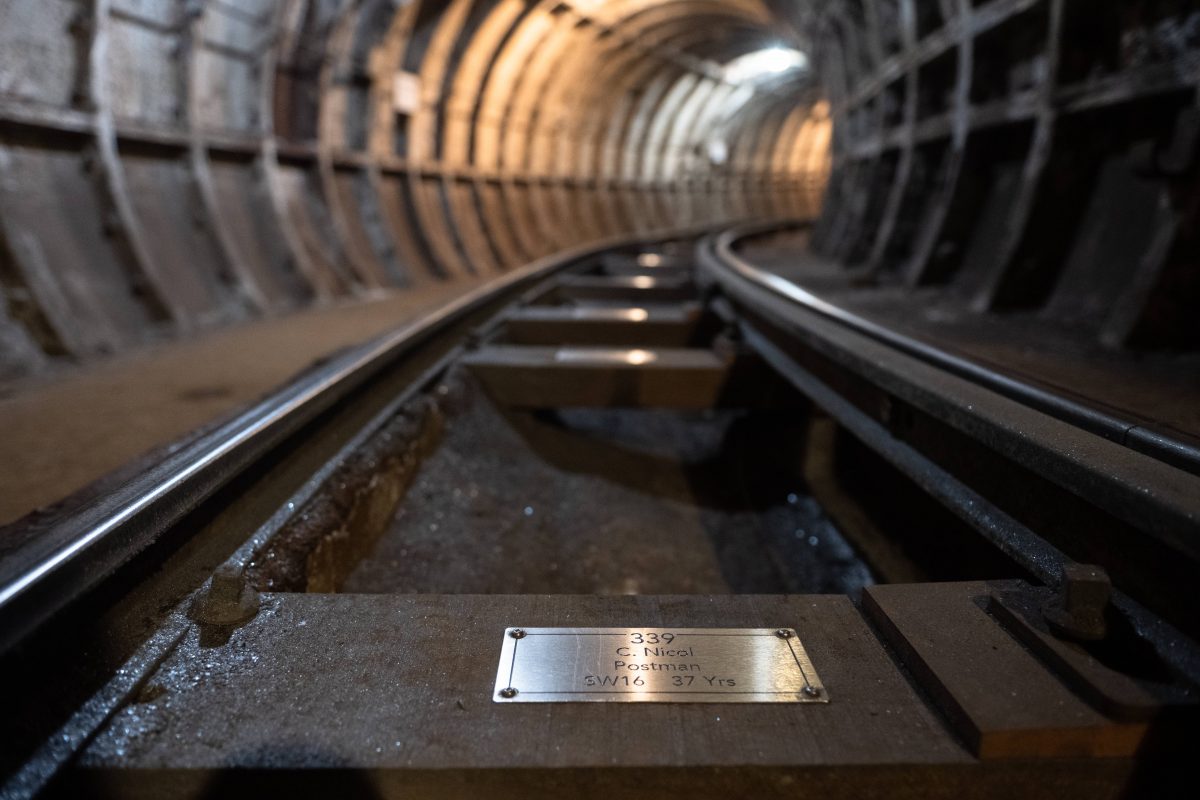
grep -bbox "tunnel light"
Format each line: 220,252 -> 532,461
705,139 -> 729,166
723,47 -> 809,84
392,71 -> 421,114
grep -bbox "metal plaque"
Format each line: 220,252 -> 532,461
493,627 -> 828,703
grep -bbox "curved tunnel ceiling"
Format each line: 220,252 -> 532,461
0,0 -> 829,381
7,0 -> 1193,383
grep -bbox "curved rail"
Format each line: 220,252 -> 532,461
700,220 -> 1200,679
708,220 -> 1200,476
0,224 -> 723,654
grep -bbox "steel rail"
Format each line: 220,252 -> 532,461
736,306 -> 1200,685
702,220 -> 1200,561
0,224 -> 727,655
709,219 -> 1200,476
700,221 -> 1200,680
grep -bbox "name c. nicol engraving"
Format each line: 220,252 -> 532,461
615,644 -> 699,671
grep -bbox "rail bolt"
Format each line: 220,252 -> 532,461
1042,563 -> 1111,642
191,563 -> 260,627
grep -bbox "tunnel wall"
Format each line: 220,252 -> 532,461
0,0 -> 829,381
808,0 -> 1200,351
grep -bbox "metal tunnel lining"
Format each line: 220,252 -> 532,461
0,0 -> 822,381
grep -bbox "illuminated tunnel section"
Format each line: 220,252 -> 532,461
0,0 -> 829,380
4,0 -> 1195,383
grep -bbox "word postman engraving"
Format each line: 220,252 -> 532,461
493,627 -> 828,703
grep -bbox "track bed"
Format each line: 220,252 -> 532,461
1,229 -> 1196,799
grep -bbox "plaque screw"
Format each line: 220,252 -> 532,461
802,686 -> 822,698
499,687 -> 518,698
509,628 -> 526,639
775,628 -> 793,639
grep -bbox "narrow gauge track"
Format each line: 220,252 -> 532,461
1,223 -> 1197,798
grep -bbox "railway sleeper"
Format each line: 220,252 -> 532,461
501,305 -> 706,348
536,274 -> 698,305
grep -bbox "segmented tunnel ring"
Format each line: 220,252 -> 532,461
0,0 -> 826,380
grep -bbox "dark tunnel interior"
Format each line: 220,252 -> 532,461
0,0 -> 826,378
1,0 -> 1196,445
2,2 -> 1200,796
1,0 -> 1198,626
